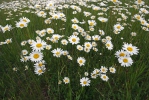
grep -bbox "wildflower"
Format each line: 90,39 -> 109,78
92,35 -> 101,41
114,24 -> 124,31
131,32 -> 137,36
101,74 -> 109,81
99,30 -> 105,36
1,24 -> 12,33
84,42 -> 92,49
68,35 -> 80,45
72,24 -> 79,30
80,77 -> 91,86
19,17 -> 30,23
47,28 -> 54,34
71,18 -> 79,23
77,45 -> 83,51
118,56 -> 133,67
122,43 -> 139,55
63,77 -> 70,84
51,48 -> 63,58
115,50 -> 129,58
21,49 -> 28,56
98,17 -> 108,22
100,66 -> 108,73
61,39 -> 68,45
45,45 -> 52,50
109,67 -> 116,73
16,21 -> 27,28
20,56 -> 29,62
29,51 -> 43,62
77,57 -> 86,66
34,67 -> 45,75
34,60 -> 46,68
105,41 -> 113,50
84,72 -> 89,76
30,39 -> 47,51
88,20 -> 96,27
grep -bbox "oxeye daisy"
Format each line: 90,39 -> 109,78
61,39 -> 68,45
100,66 -> 108,73
45,45 -> 52,50
109,67 -> 116,73
84,42 -> 92,49
77,45 -> 83,51
80,77 -> 91,86
34,60 -> 46,68
19,17 -> 30,23
72,24 -> 79,30
88,20 -> 96,27
101,74 -> 109,81
115,50 -> 129,58
92,35 -> 101,41
16,21 -> 27,28
77,57 -> 86,66
114,24 -> 124,31
118,56 -> 133,67
71,18 -> 79,23
105,41 -> 113,50
122,43 -> 139,55
51,48 -> 63,58
68,35 -> 80,45
29,51 -> 43,62
34,67 -> 46,75
98,17 -> 108,22
30,39 -> 47,51
21,49 -> 28,56
1,24 -> 12,33
63,77 -> 70,84
47,28 -> 54,34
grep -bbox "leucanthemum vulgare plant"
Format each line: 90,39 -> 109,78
0,0 -> 149,99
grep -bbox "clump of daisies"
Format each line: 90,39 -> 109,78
115,43 -> 139,67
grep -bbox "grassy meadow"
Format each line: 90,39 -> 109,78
0,0 -> 149,100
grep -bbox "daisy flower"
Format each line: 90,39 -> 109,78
77,57 -> 86,66
71,18 -> 79,23
92,35 -> 101,41
19,17 -> 30,23
30,39 -> 47,51
109,67 -> 116,73
21,49 -> 28,56
114,24 -> 124,31
122,43 -> 139,55
100,66 -> 108,73
105,41 -> 113,50
72,24 -> 79,30
68,35 -> 80,45
47,28 -> 54,34
98,17 -> 108,22
61,39 -> 68,45
1,24 -> 12,33
101,74 -> 109,81
88,20 -> 96,27
115,49 -> 130,58
77,45 -> 83,51
80,77 -> 91,86
84,42 -> 92,49
34,60 -> 46,68
63,77 -> 70,84
16,21 -> 27,28
99,30 -> 105,36
45,45 -> 52,50
34,67 -> 45,75
51,48 -> 63,58
118,56 -> 133,67
29,51 -> 43,62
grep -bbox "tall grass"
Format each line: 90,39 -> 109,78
0,0 -> 149,99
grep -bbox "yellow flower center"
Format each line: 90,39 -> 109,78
113,0 -> 117,2
20,24 -> 24,27
103,76 -> 107,79
33,54 -> 39,59
117,25 -> 121,29
106,44 -> 110,47
89,22 -> 94,26
79,60 -> 83,64
83,81 -> 87,84
86,44 -> 90,47
123,58 -> 128,63
4,27 -> 8,31
127,47 -> 133,51
64,79 -> 68,83
138,0 -> 142,3
56,52 -> 60,56
36,43 -> 42,48
72,38 -> 76,42
23,19 -> 27,22
102,69 -> 105,72
119,53 -> 125,57
38,63 -> 43,67
38,69 -> 43,73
